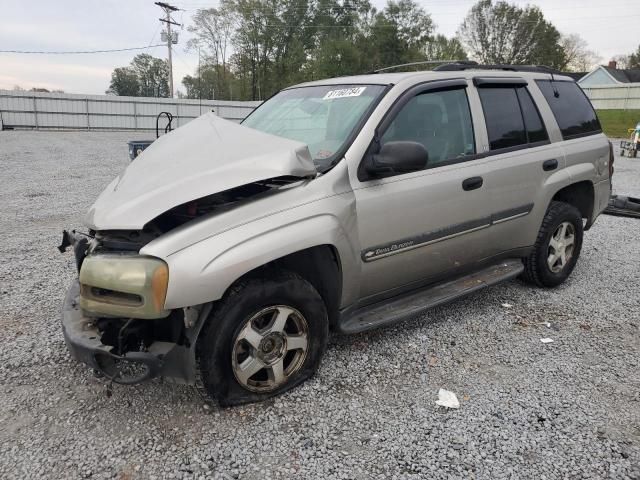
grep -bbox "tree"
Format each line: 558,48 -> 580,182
187,6 -> 236,99
106,54 -> 169,97
184,0 -> 448,99
612,54 -> 630,69
131,54 -> 170,97
458,0 -> 565,68
106,67 -> 139,96
425,35 -> 467,61
559,34 -> 599,72
628,44 -> 640,69
369,0 -> 435,68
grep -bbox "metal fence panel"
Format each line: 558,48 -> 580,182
582,84 -> 640,110
0,90 -> 261,131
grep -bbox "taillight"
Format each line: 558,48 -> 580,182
608,141 -> 614,178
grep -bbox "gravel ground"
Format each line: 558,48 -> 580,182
0,131 -> 639,480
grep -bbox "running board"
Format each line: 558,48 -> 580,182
338,259 -> 524,334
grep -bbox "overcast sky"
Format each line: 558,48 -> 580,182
1,0 -> 638,95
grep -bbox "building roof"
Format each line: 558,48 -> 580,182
601,66 -> 640,83
562,72 -> 588,81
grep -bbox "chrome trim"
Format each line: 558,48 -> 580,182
362,223 -> 490,262
492,211 -> 530,224
362,203 -> 534,262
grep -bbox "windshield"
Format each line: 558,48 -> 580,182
242,84 -> 386,171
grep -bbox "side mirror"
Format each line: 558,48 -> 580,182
366,141 -> 428,178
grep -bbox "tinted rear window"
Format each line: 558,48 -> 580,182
517,88 -> 549,144
536,80 -> 601,140
478,88 -> 526,150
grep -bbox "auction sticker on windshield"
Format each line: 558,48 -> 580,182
323,87 -> 367,100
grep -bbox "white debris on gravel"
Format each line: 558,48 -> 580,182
1,131 -> 639,479
435,389 -> 460,409
540,338 -> 554,344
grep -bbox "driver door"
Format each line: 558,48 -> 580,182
352,80 -> 494,302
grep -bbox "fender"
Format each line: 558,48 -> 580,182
145,207 -> 361,310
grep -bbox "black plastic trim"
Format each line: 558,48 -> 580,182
481,140 -> 552,158
473,77 -> 528,87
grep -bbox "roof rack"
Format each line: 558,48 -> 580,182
433,62 -> 563,75
369,60 -> 473,74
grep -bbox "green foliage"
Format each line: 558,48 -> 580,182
106,54 -> 169,97
426,35 -> 467,61
184,0 -> 448,100
458,0 -> 565,68
106,67 -> 139,96
181,0 -> 595,101
596,110 -> 640,138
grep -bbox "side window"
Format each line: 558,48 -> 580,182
478,87 -> 527,150
536,80 -> 601,140
517,88 -> 549,144
380,88 -> 475,168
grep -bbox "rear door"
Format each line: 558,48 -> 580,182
471,77 -> 566,257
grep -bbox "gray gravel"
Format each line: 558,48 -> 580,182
1,130 -> 639,479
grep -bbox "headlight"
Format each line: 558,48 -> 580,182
79,254 -> 170,319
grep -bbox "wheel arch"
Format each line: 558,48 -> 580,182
550,180 -> 596,229
235,245 -> 343,329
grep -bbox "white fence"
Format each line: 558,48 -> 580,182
0,90 -> 261,131
582,84 -> 640,110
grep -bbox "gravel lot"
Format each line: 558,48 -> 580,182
0,130 -> 639,479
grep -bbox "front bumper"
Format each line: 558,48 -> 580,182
62,280 -> 195,384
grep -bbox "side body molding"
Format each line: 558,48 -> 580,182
142,202 -> 361,310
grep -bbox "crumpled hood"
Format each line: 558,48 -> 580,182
85,112 -> 316,230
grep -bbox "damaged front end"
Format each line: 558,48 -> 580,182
59,230 -> 211,384
59,114 -> 317,384
58,176 -> 303,385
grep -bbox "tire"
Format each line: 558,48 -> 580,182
195,269 -> 328,407
521,201 -> 583,288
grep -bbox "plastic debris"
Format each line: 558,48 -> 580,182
501,303 -> 513,308
435,389 -> 460,409
540,338 -> 554,344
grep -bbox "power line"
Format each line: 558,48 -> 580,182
0,45 -> 166,55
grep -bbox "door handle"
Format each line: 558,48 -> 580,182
462,176 -> 483,191
543,159 -> 558,171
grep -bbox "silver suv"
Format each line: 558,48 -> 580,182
60,65 -> 613,406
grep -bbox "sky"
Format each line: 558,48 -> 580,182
0,0 -> 638,95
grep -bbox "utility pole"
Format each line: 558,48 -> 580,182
155,2 -> 180,98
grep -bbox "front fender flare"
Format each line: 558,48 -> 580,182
157,214 -> 359,309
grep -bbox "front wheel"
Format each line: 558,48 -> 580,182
196,270 -> 328,406
521,201 -> 584,288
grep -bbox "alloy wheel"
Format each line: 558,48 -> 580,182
547,221 -> 575,273
231,305 -> 309,392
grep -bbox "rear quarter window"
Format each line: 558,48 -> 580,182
536,80 -> 601,140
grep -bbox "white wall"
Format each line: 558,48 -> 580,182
0,90 -> 261,131
581,84 -> 640,110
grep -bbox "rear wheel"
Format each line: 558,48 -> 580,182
521,201 -> 583,288
196,270 -> 328,406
